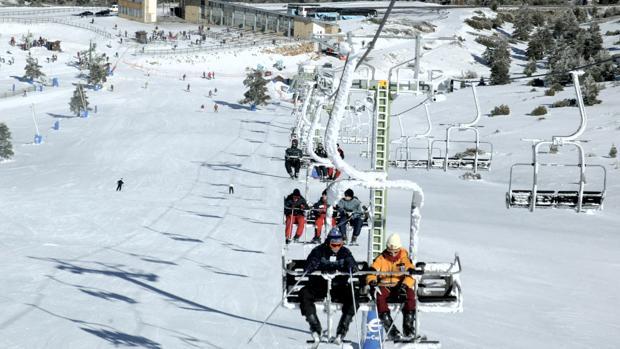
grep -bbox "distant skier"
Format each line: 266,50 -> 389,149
300,228 -> 358,344
116,178 -> 124,191
214,87 -> 218,94
208,90 -> 213,98
228,184 -> 234,194
366,233 -> 417,340
213,103 -> 219,113
186,83 -> 190,92
182,73 -> 186,81
284,188 -> 307,244
285,139 -> 303,179
335,189 -> 364,243
311,190 -> 334,243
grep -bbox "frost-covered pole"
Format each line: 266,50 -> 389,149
30,103 -> 40,136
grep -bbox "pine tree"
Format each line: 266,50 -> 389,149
582,23 -> 603,60
586,50 -> 618,82
526,31 -> 545,61
513,7 -> 533,41
0,123 -> 14,160
490,40 -> 511,85
581,74 -> 601,106
241,70 -> 270,106
87,54 -> 108,88
552,10 -> 580,43
69,84 -> 89,116
547,43 -> 581,86
524,59 -> 537,77
23,55 -> 45,82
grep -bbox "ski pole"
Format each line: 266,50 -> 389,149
246,270 -> 309,344
348,268 -> 361,348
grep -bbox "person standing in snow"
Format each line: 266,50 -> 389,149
116,178 -> 124,191
213,103 -> 219,113
187,83 -> 190,92
300,228 -> 359,344
366,233 -> 417,340
328,143 -> 345,180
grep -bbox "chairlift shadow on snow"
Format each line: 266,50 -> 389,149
200,195 -> 227,200
183,209 -> 223,219
79,289 -> 138,304
32,258 -> 305,335
47,112 -> 76,119
81,328 -> 162,349
144,226 -> 204,243
471,53 -> 487,66
214,100 -> 252,111
200,162 -> 290,179
244,138 -> 263,144
27,304 -> 162,349
204,236 -> 265,254
225,152 -> 250,158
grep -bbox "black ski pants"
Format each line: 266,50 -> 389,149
299,278 -> 357,317
285,159 -> 301,175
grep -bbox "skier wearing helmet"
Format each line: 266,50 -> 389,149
299,228 -> 359,344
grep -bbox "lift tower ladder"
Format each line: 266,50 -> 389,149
370,80 -> 390,259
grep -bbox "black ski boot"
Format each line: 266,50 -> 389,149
402,311 -> 416,338
379,312 -> 401,340
350,235 -> 358,244
334,313 -> 354,344
311,236 -> 321,244
306,314 -> 322,339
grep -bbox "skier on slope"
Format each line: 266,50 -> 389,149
300,228 -> 359,344
310,190 -> 335,244
366,233 -> 417,340
284,188 -> 307,244
284,139 -> 303,179
116,178 -> 124,191
335,189 -> 364,244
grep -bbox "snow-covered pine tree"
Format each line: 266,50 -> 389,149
513,7 -> 533,41
241,69 -> 270,106
0,123 -> 14,160
87,54 -> 108,88
69,84 -> 89,116
586,50 -> 618,82
526,29 -> 547,61
524,59 -> 537,76
23,55 -> 45,82
547,43 -> 581,86
490,40 -> 511,85
582,23 -> 603,60
581,74 -> 601,106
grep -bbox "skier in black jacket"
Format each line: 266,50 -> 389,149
299,228 -> 359,344
285,139 -> 303,178
284,188 -> 308,243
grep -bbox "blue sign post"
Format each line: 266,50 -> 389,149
362,309 -> 383,349
53,120 -> 60,130
34,134 -> 43,144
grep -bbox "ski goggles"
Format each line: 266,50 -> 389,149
387,247 -> 400,256
329,239 -> 344,248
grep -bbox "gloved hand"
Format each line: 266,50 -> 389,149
368,280 -> 378,297
408,267 -> 423,275
398,283 -> 409,295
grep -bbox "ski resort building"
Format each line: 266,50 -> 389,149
118,0 -> 157,23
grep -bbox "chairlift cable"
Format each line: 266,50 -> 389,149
355,0 -> 398,70
391,97 -> 431,117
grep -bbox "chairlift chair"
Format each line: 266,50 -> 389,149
506,72 -> 606,212
282,190 -> 463,344
430,83 -> 492,174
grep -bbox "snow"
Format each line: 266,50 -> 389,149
1,7 -> 620,349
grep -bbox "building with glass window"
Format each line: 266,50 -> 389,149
118,0 -> 157,23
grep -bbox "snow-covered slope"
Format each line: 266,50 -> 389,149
0,8 -> 619,349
